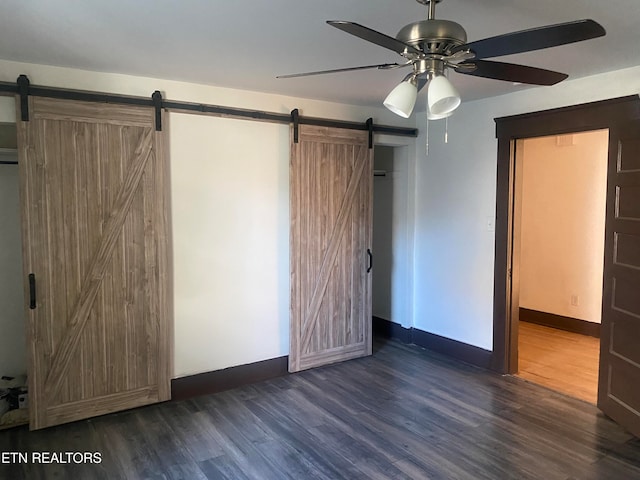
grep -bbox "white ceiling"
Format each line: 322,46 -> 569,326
0,0 -> 638,109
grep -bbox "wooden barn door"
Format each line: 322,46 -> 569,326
17,97 -> 172,430
598,120 -> 640,438
289,124 -> 373,373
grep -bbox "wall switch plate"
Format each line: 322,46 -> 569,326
571,295 -> 579,306
487,216 -> 495,232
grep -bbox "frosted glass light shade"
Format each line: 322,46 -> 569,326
383,81 -> 418,118
427,75 -> 461,116
427,107 -> 453,121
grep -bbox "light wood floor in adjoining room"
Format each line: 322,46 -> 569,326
517,321 -> 600,404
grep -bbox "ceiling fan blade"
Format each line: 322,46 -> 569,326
277,63 -> 405,79
327,21 -> 423,56
454,19 -> 605,60
455,60 -> 568,85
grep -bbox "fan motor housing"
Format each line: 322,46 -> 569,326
396,19 -> 467,54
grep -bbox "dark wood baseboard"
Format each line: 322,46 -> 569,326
520,308 -> 601,338
373,316 -> 492,369
373,316 -> 412,343
411,329 -> 493,369
174,317 -> 494,401
171,356 -> 289,401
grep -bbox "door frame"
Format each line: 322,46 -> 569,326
491,95 -> 640,374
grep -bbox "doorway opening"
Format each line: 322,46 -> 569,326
0,123 -> 29,430
493,95 -> 640,435
513,130 -> 608,404
372,144 -> 412,334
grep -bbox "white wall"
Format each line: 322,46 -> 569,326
519,131 -> 608,323
0,59 -> 415,377
0,99 -> 14,122
169,114 -> 291,376
413,65 -> 640,351
0,157 -> 27,376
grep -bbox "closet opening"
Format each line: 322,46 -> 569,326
0,122 -> 29,430
372,144 -> 412,340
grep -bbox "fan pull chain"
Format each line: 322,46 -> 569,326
445,116 -> 449,144
425,116 -> 429,156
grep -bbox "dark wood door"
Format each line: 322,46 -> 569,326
598,120 -> 640,437
289,125 -> 373,372
17,97 -> 172,429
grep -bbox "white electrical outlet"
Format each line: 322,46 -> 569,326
486,216 -> 495,232
571,295 -> 579,306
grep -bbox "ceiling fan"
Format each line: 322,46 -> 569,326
278,0 -> 606,119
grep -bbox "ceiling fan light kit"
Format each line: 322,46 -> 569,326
383,76 -> 418,118
279,0 -> 606,124
426,74 -> 461,116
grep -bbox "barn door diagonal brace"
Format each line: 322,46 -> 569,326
366,118 -> 374,149
291,109 -> 300,143
17,75 -> 30,121
152,90 -> 163,131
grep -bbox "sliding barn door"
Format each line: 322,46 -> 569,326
17,97 -> 172,430
598,120 -> 640,438
289,125 -> 373,373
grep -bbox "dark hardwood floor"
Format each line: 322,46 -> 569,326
1,338 -> 639,479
